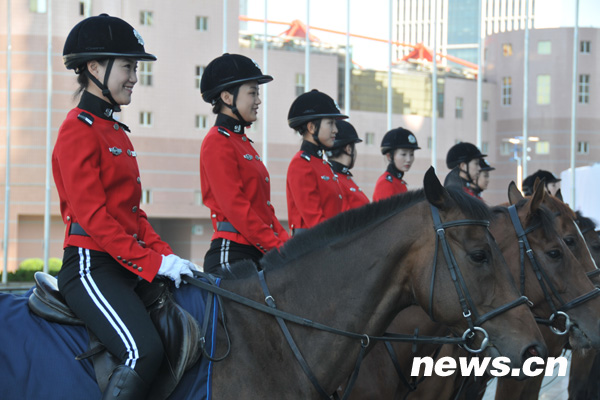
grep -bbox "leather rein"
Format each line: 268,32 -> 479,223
183,204 -> 529,400
507,204 -> 600,335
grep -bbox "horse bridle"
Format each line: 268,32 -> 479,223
182,204 -> 529,400
507,204 -> 600,335
575,221 -> 600,279
428,205 -> 530,353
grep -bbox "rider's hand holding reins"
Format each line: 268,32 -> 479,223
158,255 -> 198,288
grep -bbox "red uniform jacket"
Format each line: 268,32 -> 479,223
373,164 -> 409,201
330,161 -> 370,211
286,141 -> 344,230
200,114 -> 289,253
52,92 -> 172,282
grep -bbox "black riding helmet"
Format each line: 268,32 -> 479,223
522,170 -> 561,196
446,142 -> 486,169
380,127 -> 420,155
479,158 -> 495,172
327,120 -> 362,169
63,14 -> 156,107
288,90 -> 348,148
200,54 -> 271,126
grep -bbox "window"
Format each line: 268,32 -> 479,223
196,16 -> 208,31
500,142 -> 512,156
427,137 -> 433,149
502,43 -> 513,57
295,73 -> 305,97
195,115 -> 208,129
140,111 -> 153,127
537,75 -> 551,105
195,66 -> 205,89
141,189 -> 152,204
139,62 -> 153,86
535,141 -> 550,155
482,100 -> 489,121
537,41 -> 551,55
502,77 -> 512,106
455,97 -> 463,119
579,74 -> 590,104
192,224 -> 204,235
365,132 -> 375,145
79,1 -> 90,16
481,142 -> 489,154
140,11 -> 153,26
29,0 -> 47,12
194,191 -> 203,206
581,40 -> 591,54
578,141 -> 589,154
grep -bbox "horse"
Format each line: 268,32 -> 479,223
0,168 -> 545,400
346,178 -> 600,400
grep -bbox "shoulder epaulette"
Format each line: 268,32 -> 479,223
385,175 -> 394,183
301,152 -> 311,162
77,112 -> 94,126
217,127 -> 231,137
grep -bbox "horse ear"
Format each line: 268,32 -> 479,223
529,176 -> 546,213
555,189 -> 563,202
424,166 -> 449,210
508,181 -> 524,205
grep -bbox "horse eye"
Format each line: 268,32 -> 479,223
564,237 -> 576,247
469,251 -> 488,264
547,249 -> 562,259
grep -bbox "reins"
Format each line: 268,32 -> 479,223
507,204 -> 600,335
182,203 -> 529,400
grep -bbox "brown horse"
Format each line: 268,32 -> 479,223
347,179 -> 600,400
206,168 -> 545,399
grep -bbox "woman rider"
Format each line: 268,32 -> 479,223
373,127 -> 420,201
326,120 -> 370,211
472,158 -> 495,200
444,142 -> 486,200
54,14 -> 196,399
199,53 -> 289,274
286,89 -> 348,235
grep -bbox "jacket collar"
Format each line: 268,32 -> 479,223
329,160 -> 351,175
78,91 -> 120,120
386,163 -> 404,179
215,113 -> 246,134
301,140 -> 324,159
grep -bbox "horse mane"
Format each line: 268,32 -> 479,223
217,186 -> 493,280
491,199 -> 556,238
575,211 -> 597,232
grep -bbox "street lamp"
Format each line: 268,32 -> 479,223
503,136 -> 539,191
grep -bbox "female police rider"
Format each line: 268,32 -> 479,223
54,14 -> 196,399
199,54 -> 289,274
444,142 -> 486,200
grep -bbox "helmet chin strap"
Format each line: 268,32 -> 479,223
85,59 -> 121,112
343,144 -> 356,169
460,162 -> 478,186
310,120 -> 325,148
222,86 -> 250,127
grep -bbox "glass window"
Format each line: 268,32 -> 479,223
537,75 -> 551,105
578,141 -> 589,154
427,137 -> 432,149
481,142 -> 489,155
537,41 -> 551,55
140,111 -> 153,127
535,141 -> 550,155
500,142 -> 512,156
141,189 -> 152,205
502,43 -> 513,57
140,11 -> 153,26
502,77 -> 512,106
196,16 -> 208,31
29,0 -> 47,12
482,100 -> 489,121
365,132 -> 375,145
139,62 -> 152,86
579,74 -> 590,104
295,73 -> 305,97
580,40 -> 591,54
455,97 -> 463,119
195,65 -> 205,89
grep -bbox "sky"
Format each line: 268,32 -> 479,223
243,0 -> 600,69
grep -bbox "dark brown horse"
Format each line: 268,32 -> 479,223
207,168 -> 545,399
347,179 -> 600,400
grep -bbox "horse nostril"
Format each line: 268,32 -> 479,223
527,346 -> 539,357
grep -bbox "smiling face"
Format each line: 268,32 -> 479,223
87,57 -> 138,105
304,118 -> 338,148
388,148 -> 415,173
220,81 -> 261,123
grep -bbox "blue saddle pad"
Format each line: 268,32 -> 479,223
0,281 -> 220,400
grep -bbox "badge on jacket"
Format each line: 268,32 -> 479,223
244,154 -> 253,161
109,147 -> 122,156
321,176 -> 330,181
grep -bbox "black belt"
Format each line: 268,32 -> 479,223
216,221 -> 239,234
69,222 -> 90,237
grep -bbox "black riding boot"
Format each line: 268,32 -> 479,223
102,365 -> 149,400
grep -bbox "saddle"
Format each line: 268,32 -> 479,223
28,272 -> 202,400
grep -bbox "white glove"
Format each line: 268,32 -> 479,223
158,254 -> 198,288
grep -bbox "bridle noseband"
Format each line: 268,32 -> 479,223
428,205 -> 530,353
507,204 -> 600,335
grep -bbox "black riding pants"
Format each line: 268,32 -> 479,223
57,247 -> 163,384
203,238 -> 263,275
